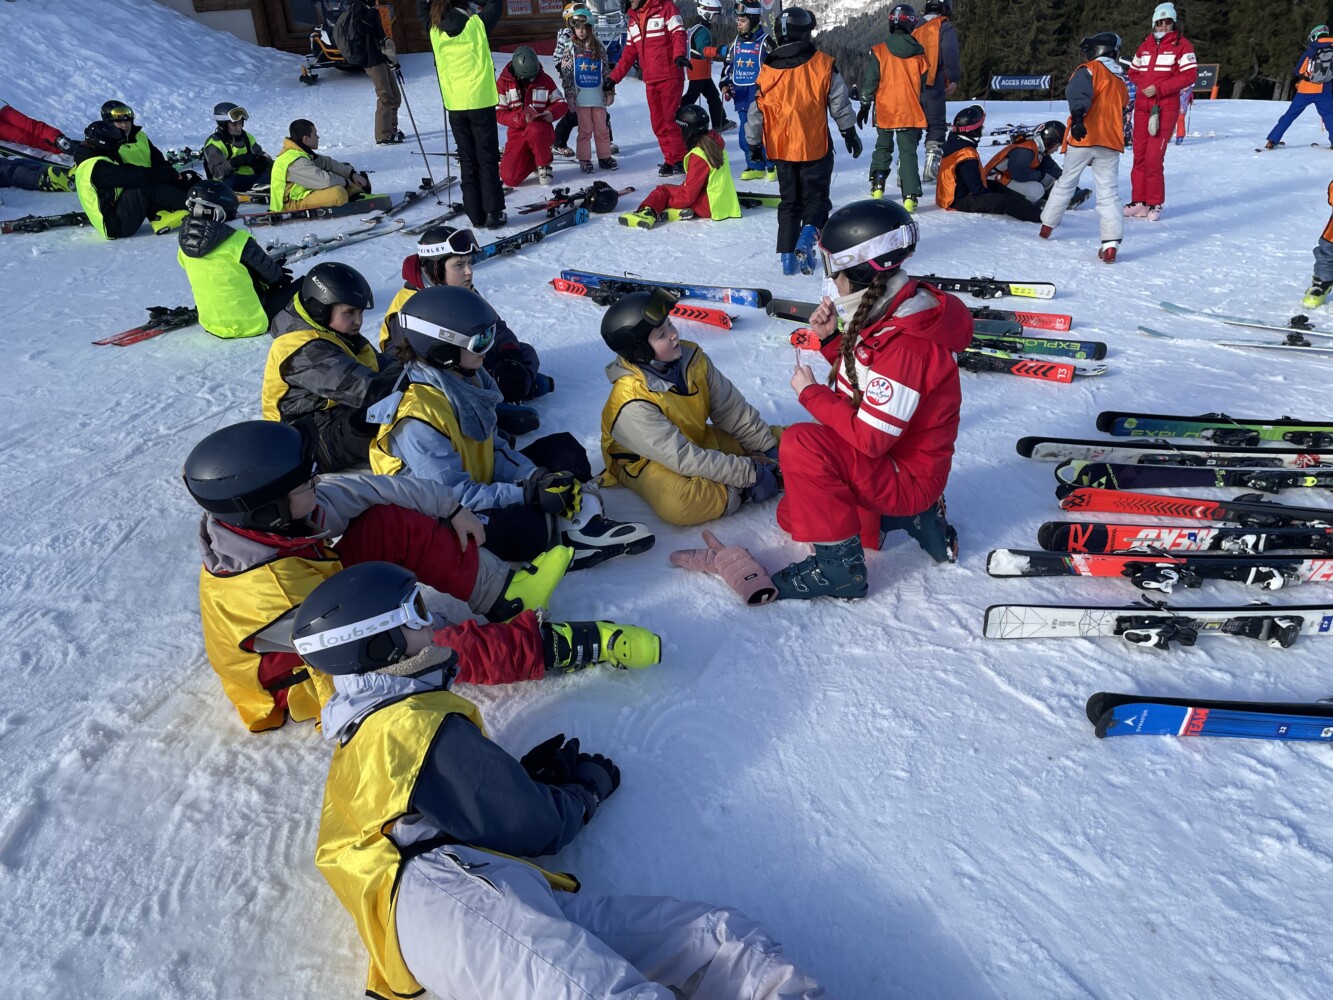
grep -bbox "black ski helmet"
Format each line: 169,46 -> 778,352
510,46 -> 542,81
83,120 -> 126,153
299,262 -> 374,329
1035,120 -> 1066,153
213,101 -> 248,124
600,288 -> 678,365
100,99 -> 134,124
292,562 -> 431,675
1079,32 -> 1121,61
888,4 -> 919,33
951,104 -> 986,135
922,0 -> 950,15
674,104 -> 710,144
186,180 -> 240,222
775,7 -> 816,44
183,420 -> 315,531
736,0 -> 762,24
392,285 -> 500,369
818,199 -> 919,288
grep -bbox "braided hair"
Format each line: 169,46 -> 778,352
827,269 -> 892,409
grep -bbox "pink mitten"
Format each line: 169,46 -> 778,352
669,530 -> 777,606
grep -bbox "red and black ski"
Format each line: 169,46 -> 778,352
1056,485 -> 1333,527
1037,520 -> 1333,555
987,548 -> 1333,592
93,306 -> 198,347
550,278 -> 733,329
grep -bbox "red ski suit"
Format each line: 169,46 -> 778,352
496,65 -> 569,187
1127,31 -> 1197,205
609,0 -> 688,163
0,103 -> 64,155
777,280 -> 971,548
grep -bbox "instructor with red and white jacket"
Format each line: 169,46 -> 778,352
608,0 -> 690,175
1124,2 -> 1196,220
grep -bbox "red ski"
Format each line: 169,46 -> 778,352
550,277 -> 733,329
93,306 -> 198,346
971,306 -> 1074,332
1056,485 -> 1333,527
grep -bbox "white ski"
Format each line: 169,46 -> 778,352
1137,326 -> 1333,354
1158,301 -> 1333,340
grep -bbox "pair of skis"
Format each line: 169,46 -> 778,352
550,278 -> 733,329
2,211 -> 89,235
264,219 -> 408,264
92,306 -> 199,347
1143,301 -> 1333,355
559,268 -> 772,309
473,208 -> 588,263
243,193 -> 393,227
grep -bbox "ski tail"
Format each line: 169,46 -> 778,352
958,351 -> 1075,383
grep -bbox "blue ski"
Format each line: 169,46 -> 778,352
474,207 -> 588,264
559,268 -> 772,308
1087,692 -> 1333,741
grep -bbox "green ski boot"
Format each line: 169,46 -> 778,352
544,620 -> 662,671
484,545 -> 574,621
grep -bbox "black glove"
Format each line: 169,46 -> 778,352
279,266 -> 294,283
602,79 -> 616,92
573,752 -> 621,816
856,103 -> 871,129
675,54 -> 692,69
841,128 -> 863,159
524,469 -> 581,517
1070,112 -> 1087,142
176,169 -> 202,184
753,144 -> 766,164
493,355 -> 536,402
520,734 -> 581,784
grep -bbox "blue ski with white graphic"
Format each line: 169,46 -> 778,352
473,207 -> 589,264
1087,692 -> 1333,741
559,268 -> 772,308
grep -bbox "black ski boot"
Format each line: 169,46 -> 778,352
773,537 -> 868,600
880,496 -> 958,564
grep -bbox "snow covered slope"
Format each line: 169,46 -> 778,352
4,1 -> 1333,997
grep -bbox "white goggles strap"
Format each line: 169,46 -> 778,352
292,584 -> 430,656
399,312 -> 495,353
819,224 -> 918,275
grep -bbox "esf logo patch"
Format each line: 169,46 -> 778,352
864,376 -> 894,406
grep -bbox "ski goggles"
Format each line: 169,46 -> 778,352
818,223 -> 918,278
104,105 -> 135,122
216,106 -> 249,123
622,287 -> 680,338
292,581 -> 432,658
400,310 -> 498,355
418,227 -> 481,258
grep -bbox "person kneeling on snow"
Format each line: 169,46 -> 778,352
183,420 -> 579,733
934,106 -> 1042,223
379,226 -> 553,429
72,120 -> 193,238
263,262 -> 402,472
497,46 -> 568,188
774,199 -> 966,600
372,286 -> 656,570
298,564 -> 832,1000
177,180 -> 296,340
599,289 -> 782,526
619,105 -> 740,228
270,118 -> 371,212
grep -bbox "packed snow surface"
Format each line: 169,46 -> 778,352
3,1 -> 1333,997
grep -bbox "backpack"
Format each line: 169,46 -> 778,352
330,1 -> 373,68
1308,45 -> 1333,85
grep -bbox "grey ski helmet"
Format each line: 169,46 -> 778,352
510,46 -> 542,82
1079,32 -> 1121,61
213,102 -> 248,124
1035,120 -> 1066,154
299,262 -> 374,329
775,7 -> 816,44
182,420 -> 316,531
83,120 -> 126,152
101,100 -> 134,123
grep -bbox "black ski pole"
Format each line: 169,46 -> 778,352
395,65 -> 441,201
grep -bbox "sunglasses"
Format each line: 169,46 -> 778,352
400,311 -> 498,355
419,227 -> 481,258
293,581 -> 432,659
105,105 -> 135,122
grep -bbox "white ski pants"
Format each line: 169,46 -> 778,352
396,845 -> 833,1000
1040,144 -> 1123,244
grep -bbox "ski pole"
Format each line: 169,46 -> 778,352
395,65 -> 441,201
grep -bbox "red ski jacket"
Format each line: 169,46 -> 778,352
609,0 -> 687,85
1127,31 -> 1197,101
496,65 -> 568,130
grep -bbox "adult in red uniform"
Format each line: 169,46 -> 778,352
773,200 -> 969,600
608,0 -> 690,174
1124,2 -> 1196,220
496,46 -> 569,187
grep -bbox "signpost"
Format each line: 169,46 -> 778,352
985,74 -> 1055,108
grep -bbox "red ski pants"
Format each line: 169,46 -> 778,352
0,105 -> 63,155
1129,98 -> 1181,205
775,422 -> 944,549
334,504 -> 480,604
646,76 -> 687,163
500,120 -> 555,187
435,610 -> 547,686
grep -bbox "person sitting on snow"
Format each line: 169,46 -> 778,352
497,46 -> 569,188
71,120 -> 193,238
983,120 -> 1087,206
270,118 -> 371,212
202,101 -> 273,192
935,105 -> 1043,223
619,105 -> 740,228
98,99 -> 169,169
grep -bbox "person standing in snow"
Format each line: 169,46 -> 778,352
419,0 -> 508,228
1263,24 -> 1333,150
1303,180 -> 1333,308
344,0 -> 406,145
72,121 -> 193,238
680,0 -> 733,133
911,0 -> 960,182
201,102 -> 272,192
270,119 -> 371,212
182,419 -> 576,733
745,6 -> 862,275
858,3 -> 927,210
1038,32 -> 1129,263
1123,2 -> 1196,221
607,0 -> 691,176
619,105 -> 740,227
773,199 -> 966,600
558,6 -> 619,173
496,46 -> 568,188
298,564 -> 832,1000
720,0 -> 773,181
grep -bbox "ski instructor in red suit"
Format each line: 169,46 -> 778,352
1124,1 -> 1197,221
608,0 -> 690,175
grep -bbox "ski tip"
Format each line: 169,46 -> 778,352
1085,692 -> 1118,726
1015,436 -> 1039,457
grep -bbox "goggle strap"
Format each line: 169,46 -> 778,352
293,584 -> 430,656
400,312 -> 496,353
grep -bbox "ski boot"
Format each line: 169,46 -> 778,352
609,142 -> 620,155
1304,279 -> 1332,309
794,224 -> 819,275
719,118 -> 738,131
658,161 -> 675,177
537,165 -> 554,184
869,169 -> 888,199
1146,204 -> 1163,222
553,145 -> 575,158
150,209 -> 187,234
620,206 -> 659,229
1098,241 -> 1118,264
483,210 -> 507,229
903,195 -> 919,214
1039,224 -> 1053,239
1123,201 -> 1148,218
880,496 -> 958,564
764,165 -> 778,182
922,141 -> 942,182
781,252 -> 799,276
598,157 -> 618,170
484,545 -> 575,621
580,160 -> 594,173
773,537 -> 868,600
496,401 -> 540,436
740,166 -> 766,181
544,620 -> 662,672
560,484 -> 655,570
1068,187 -> 1092,209
663,208 -> 696,222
